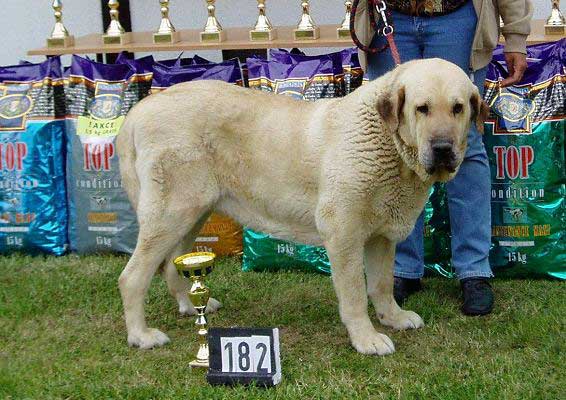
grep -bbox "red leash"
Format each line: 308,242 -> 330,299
350,0 -> 401,66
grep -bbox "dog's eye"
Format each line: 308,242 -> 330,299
416,105 -> 429,114
453,103 -> 463,114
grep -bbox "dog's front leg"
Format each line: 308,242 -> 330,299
364,235 -> 424,330
325,238 -> 395,355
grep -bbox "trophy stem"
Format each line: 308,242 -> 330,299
154,0 -> 180,43
200,0 -> 226,42
103,0 -> 132,44
337,1 -> 352,39
250,0 -> 277,41
294,0 -> 319,40
47,0 -> 75,48
189,278 -> 210,368
545,0 -> 565,34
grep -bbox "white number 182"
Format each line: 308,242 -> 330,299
220,336 -> 271,374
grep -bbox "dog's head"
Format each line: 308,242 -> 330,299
376,58 -> 489,182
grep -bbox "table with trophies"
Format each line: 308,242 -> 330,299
31,0 -> 566,57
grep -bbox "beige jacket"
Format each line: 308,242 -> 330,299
355,0 -> 534,71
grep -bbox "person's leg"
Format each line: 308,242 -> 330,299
446,68 -> 493,281
420,2 -> 493,280
367,11 -> 427,284
421,2 -> 494,314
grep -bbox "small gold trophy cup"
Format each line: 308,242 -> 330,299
545,0 -> 565,35
250,0 -> 277,41
200,0 -> 226,43
294,0 -> 320,40
103,0 -> 132,45
337,1 -> 352,39
174,252 -> 216,369
47,0 -> 75,48
153,0 -> 180,43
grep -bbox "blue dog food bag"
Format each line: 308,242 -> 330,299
0,57 -> 67,255
65,55 -> 152,254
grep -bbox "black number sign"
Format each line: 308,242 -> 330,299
207,327 -> 281,387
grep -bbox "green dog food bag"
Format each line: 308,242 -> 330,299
482,39 -> 565,279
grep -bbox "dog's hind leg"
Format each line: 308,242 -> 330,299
119,156 -> 218,349
364,235 -> 424,331
161,216 -> 222,316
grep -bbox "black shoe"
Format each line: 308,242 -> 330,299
460,278 -> 494,316
394,277 -> 422,305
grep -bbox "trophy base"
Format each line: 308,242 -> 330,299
47,35 -> 75,48
545,24 -> 565,35
189,359 -> 210,369
153,31 -> 180,44
293,27 -> 320,40
102,32 -> 132,45
250,29 -> 277,41
337,27 -> 351,39
200,30 -> 226,43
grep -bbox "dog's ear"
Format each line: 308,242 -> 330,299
470,91 -> 490,134
377,85 -> 405,132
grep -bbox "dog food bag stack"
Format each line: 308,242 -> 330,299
247,52 -> 344,100
0,57 -> 67,255
151,58 -> 243,90
65,55 -> 152,254
243,52 -> 349,274
482,39 -> 565,279
269,48 -> 363,95
151,59 -> 244,257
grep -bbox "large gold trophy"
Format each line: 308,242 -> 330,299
47,0 -> 75,48
294,0 -> 320,40
337,1 -> 352,39
250,0 -> 276,41
174,252 -> 216,369
103,0 -> 132,45
200,0 -> 226,43
153,0 -> 180,43
545,0 -> 565,34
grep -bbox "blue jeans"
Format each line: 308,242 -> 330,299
366,1 -> 493,280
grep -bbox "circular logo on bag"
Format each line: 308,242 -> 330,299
491,92 -> 535,122
0,94 -> 33,119
88,94 -> 122,120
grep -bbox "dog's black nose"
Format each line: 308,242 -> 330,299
431,138 -> 454,156
430,138 -> 456,172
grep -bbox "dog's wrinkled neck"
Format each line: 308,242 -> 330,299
392,130 -> 431,184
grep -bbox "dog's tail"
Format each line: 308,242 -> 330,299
116,112 -> 140,212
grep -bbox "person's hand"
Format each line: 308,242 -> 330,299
500,52 -> 528,87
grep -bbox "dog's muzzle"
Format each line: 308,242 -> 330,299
426,138 -> 457,174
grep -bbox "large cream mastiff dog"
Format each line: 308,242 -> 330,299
117,58 -> 488,355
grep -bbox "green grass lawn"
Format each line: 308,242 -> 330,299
0,254 -> 564,399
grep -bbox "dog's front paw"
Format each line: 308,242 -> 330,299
128,328 -> 170,349
350,330 -> 395,355
179,297 -> 223,316
379,310 -> 424,331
